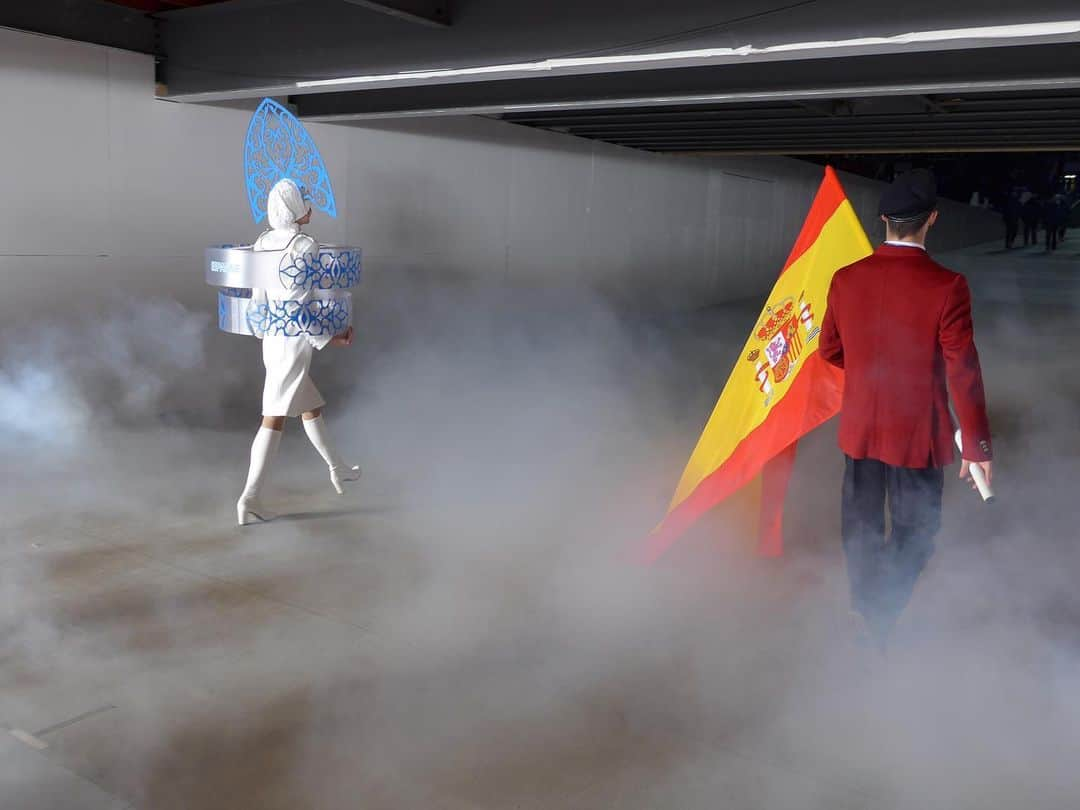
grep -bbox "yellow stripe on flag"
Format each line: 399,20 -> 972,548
669,199 -> 870,511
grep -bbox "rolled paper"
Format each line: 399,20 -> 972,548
954,429 -> 995,503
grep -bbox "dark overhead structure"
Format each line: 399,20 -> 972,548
3,0 -> 1080,154
499,90 -> 1080,155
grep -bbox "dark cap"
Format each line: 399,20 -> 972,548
879,169 -> 938,220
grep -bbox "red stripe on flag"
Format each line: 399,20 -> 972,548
757,442 -> 798,557
644,354 -> 843,562
779,166 -> 847,276
755,165 -> 845,557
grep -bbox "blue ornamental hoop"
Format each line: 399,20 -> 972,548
246,298 -> 351,338
244,98 -> 337,224
278,247 -> 362,291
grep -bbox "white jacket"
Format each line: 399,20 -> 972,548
251,178 -> 330,416
250,179 -> 331,351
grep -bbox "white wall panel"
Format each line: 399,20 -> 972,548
344,118 -> 512,282
0,30 -> 109,255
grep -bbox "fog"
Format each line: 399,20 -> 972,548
2,243 -> 1079,808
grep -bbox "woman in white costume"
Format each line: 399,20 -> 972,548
237,178 -> 361,525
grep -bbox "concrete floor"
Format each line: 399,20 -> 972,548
3,240 -> 1080,809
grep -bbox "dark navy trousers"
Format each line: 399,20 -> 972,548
842,456 -> 944,632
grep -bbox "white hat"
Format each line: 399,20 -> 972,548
266,178 -> 311,230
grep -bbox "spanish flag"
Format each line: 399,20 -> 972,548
646,167 -> 872,562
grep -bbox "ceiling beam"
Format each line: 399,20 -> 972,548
154,0 -> 302,18
647,144 -> 1080,153
560,121 -> 1080,138
605,131 -> 1080,144
601,127 -> 1080,140
668,145 -> 1080,155
917,94 -> 949,114
793,99 -> 843,117
163,35 -> 1080,103
0,0 -> 156,53
533,108 -> 1080,131
297,75 -> 1080,122
339,0 -> 451,27
609,139 -> 1080,151
501,95 -> 1080,125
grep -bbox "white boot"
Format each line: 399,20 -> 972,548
329,464 -> 363,495
237,426 -> 282,525
302,415 -> 361,495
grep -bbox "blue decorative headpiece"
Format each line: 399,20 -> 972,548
243,98 -> 337,224
209,100 -> 359,339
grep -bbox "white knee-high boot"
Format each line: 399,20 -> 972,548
302,415 -> 360,494
237,426 -> 282,525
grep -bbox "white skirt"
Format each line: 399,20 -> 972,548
261,335 -> 325,417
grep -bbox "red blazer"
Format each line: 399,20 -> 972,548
820,243 -> 992,468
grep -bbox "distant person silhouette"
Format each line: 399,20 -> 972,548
1045,195 -> 1066,252
1021,196 -> 1041,247
1002,191 -> 1021,249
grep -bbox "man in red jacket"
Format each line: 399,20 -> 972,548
820,169 -> 993,644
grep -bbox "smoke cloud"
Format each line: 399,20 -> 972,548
2,243 -> 1079,809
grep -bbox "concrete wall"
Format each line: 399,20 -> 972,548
0,27 -> 1000,327
701,155 -> 1004,298
0,28 -> 350,326
344,120 -> 998,309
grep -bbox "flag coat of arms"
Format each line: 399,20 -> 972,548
646,167 -> 872,562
